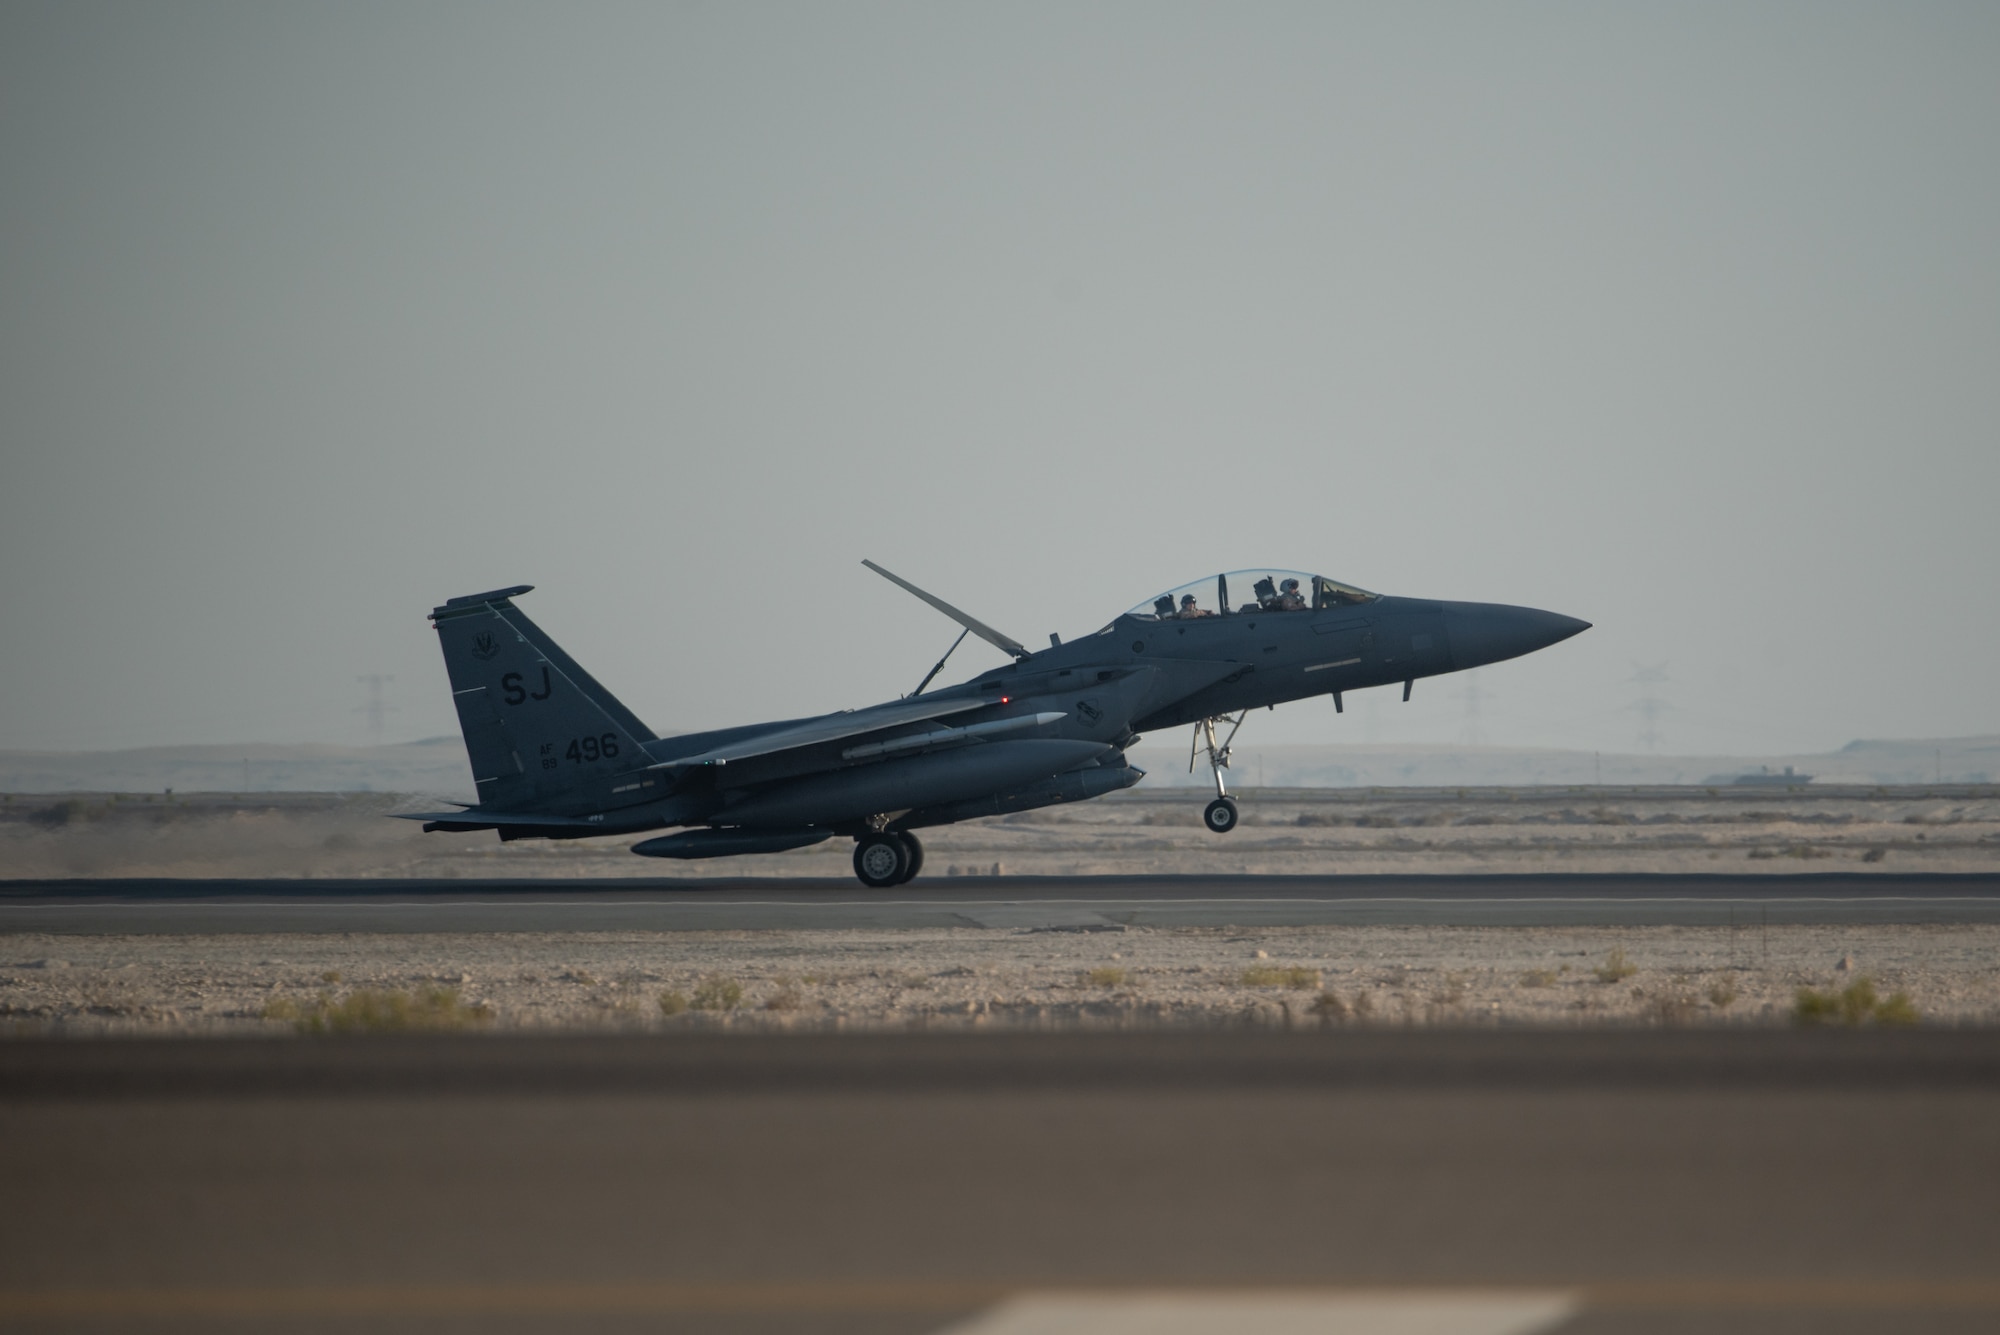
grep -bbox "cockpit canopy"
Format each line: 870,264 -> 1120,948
1124,569 -> 1378,621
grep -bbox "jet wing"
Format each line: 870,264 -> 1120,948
648,694 -> 991,771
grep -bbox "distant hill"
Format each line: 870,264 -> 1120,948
1130,735 -> 2000,788
0,737 -> 479,800
1,733 -> 1994,796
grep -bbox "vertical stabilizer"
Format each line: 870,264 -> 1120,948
429,587 -> 656,812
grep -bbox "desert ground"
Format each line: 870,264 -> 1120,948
3,784 -> 1997,880
6,787 -> 1995,1037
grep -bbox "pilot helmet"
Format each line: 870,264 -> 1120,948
1180,593 -> 1198,606
1280,578 -> 1300,592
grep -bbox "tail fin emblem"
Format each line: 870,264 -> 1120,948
471,633 -> 501,661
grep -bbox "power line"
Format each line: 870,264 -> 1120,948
1626,662 -> 1672,752
1453,671 -> 1489,746
356,674 -> 397,745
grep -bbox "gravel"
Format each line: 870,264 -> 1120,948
4,923 -> 1995,1036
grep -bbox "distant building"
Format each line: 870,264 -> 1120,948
1714,765 -> 1813,788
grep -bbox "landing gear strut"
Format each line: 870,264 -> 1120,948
1191,713 -> 1247,834
853,830 -> 925,887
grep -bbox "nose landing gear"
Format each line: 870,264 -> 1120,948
1191,712 -> 1248,834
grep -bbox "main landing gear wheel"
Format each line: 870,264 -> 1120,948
853,832 -> 910,888
1203,797 -> 1240,834
895,831 -> 925,884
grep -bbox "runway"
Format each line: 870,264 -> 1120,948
3,1031 -> 1997,1333
3,871 -> 1999,933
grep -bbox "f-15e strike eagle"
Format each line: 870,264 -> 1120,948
402,563 -> 1588,886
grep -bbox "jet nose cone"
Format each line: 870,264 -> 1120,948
1443,602 -> 1591,672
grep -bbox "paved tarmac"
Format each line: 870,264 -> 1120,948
2,1031 -> 1997,1334
2,872 -> 1998,933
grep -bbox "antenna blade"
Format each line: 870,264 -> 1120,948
862,560 -> 1031,661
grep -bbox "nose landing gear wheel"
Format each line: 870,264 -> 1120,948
853,832 -> 911,887
1192,714 -> 1248,834
894,831 -> 925,884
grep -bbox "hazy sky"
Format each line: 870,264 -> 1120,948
3,2 -> 1996,758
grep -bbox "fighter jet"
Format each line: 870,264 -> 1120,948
401,564 -> 1588,885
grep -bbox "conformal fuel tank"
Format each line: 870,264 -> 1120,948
629,827 -> 834,859
719,739 -> 1111,828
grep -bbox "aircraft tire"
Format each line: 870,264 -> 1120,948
894,831 -> 925,884
1203,797 -> 1239,834
853,832 -> 911,888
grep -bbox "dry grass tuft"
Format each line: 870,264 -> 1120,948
1795,977 -> 1920,1027
691,975 -> 743,1011
1085,966 -> 1128,987
1641,991 -> 1699,1026
1873,990 -> 1921,1026
657,990 -> 689,1016
1240,964 -> 1322,989
1749,844 -> 1834,861
1519,968 -> 1558,988
1707,977 -> 1739,1009
1593,949 -> 1637,983
262,987 -> 490,1035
